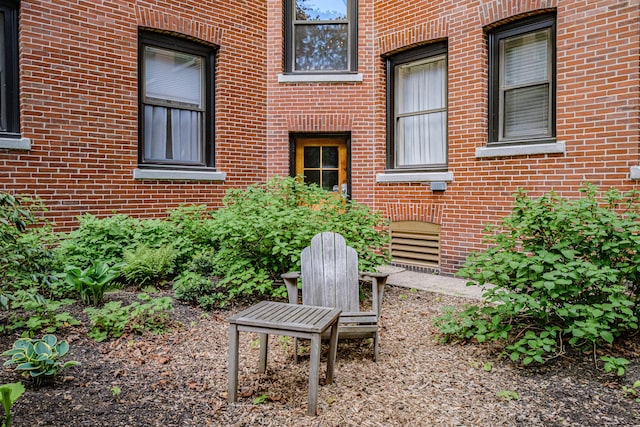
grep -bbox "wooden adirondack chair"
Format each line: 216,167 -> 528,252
282,232 -> 389,361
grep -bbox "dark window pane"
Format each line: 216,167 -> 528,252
295,24 -> 348,71
322,147 -> 338,168
295,0 -> 347,21
304,146 -> 320,168
322,170 -> 339,191
304,170 -> 320,187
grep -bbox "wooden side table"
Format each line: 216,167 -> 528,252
228,300 -> 341,416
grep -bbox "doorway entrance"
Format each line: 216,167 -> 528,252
291,134 -> 350,198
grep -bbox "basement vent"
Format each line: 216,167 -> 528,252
390,221 -> 441,269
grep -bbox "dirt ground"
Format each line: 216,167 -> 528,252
1,285 -> 639,426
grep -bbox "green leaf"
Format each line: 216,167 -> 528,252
600,330 -> 614,344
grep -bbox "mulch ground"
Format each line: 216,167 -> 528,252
1,285 -> 639,426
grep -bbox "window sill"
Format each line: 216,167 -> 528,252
0,137 -> 31,150
376,171 -> 454,183
475,141 -> 565,158
133,168 -> 226,182
277,73 -> 363,83
630,167 -> 640,180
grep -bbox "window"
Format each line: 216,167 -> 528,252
488,13 -> 556,145
139,31 -> 217,169
284,0 -> 357,73
0,0 -> 19,137
386,43 -> 448,171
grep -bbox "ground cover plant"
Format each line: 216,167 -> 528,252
434,184 -> 640,372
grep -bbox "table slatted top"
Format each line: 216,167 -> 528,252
229,301 -> 341,333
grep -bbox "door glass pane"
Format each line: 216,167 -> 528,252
295,24 -> 348,71
304,146 -> 320,168
145,46 -> 203,108
322,171 -> 339,191
504,84 -> 550,138
295,0 -> 347,21
322,147 -> 338,168
304,170 -> 320,187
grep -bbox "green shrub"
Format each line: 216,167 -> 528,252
55,207 -> 216,276
55,214 -> 138,268
166,205 -> 217,263
208,175 -> 390,303
434,184 -> 640,370
186,249 -> 217,276
1,334 -> 80,386
122,245 -> 176,288
173,271 -> 227,309
0,193 -> 59,305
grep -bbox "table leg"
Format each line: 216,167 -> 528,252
326,322 -> 338,384
228,324 -> 239,402
307,333 -> 321,416
258,333 -> 268,373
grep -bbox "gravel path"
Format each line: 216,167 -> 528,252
1,285 -> 639,426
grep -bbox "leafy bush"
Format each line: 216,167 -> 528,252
55,206 -> 216,275
434,185 -> 640,370
122,245 -> 176,288
173,271 -> 227,309
0,193 -> 59,306
64,261 -> 121,306
208,176 -> 390,303
55,214 -> 138,268
166,205 -> 217,263
1,334 -> 80,386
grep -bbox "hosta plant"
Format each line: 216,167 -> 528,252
1,335 -> 80,386
65,261 -> 121,306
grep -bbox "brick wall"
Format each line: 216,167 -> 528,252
0,0 -> 267,230
376,0 -> 639,274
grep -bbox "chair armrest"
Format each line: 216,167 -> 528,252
359,272 -> 389,316
282,272 -> 301,304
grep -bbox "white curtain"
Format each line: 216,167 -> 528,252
396,56 -> 447,166
144,106 -> 202,163
502,29 -> 551,139
143,46 -> 203,163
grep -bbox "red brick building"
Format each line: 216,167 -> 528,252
1,0 -> 638,274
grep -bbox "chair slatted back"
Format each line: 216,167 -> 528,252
300,232 -> 360,313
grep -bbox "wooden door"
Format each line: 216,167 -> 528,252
295,137 -> 348,198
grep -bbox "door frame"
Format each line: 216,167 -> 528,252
289,132 -> 352,200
